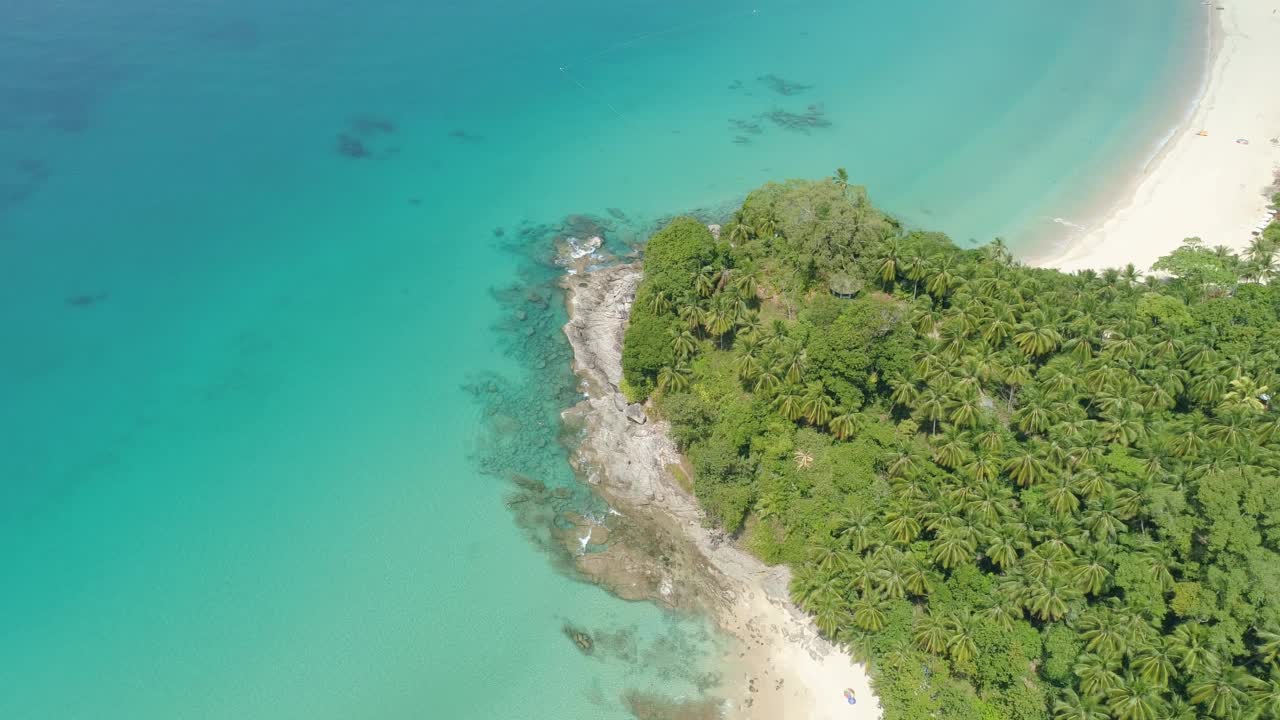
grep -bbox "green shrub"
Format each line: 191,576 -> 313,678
642,216 -> 716,293
620,307 -> 674,398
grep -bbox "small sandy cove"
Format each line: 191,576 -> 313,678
1045,0 -> 1280,271
563,263 -> 880,720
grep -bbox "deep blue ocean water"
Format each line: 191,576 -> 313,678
1,1 -> 1202,717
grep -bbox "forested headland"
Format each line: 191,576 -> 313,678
621,176 -> 1280,720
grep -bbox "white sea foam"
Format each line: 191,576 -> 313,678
566,235 -> 602,260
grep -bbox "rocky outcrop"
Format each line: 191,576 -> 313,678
561,263 -> 802,609
558,256 -> 881,720
625,403 -> 647,424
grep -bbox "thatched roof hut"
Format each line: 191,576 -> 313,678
829,274 -> 862,299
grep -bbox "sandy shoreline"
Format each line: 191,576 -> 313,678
561,262 -> 880,720
1041,0 -> 1280,271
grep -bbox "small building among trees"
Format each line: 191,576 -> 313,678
829,274 -> 862,299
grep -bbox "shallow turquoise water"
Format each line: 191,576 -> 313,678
1,1 -> 1201,717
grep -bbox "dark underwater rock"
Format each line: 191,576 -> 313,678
563,623 -> 594,655
349,114 -> 397,135
66,291 -> 108,308
335,133 -> 369,158
757,73 -> 813,96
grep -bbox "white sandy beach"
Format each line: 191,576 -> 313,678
1044,0 -> 1280,272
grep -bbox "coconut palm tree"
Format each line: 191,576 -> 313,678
775,387 -> 805,421
803,385 -> 835,426
903,556 -> 937,596
832,167 -> 849,193
1168,623 -> 1219,676
1254,627 -> 1280,665
669,328 -> 697,359
931,528 -> 976,569
737,310 -> 762,336
945,611 -> 978,664
1187,666 -> 1261,719
646,289 -> 671,315
884,508 -> 921,545
728,220 -> 755,244
732,352 -> 761,383
753,368 -> 782,394
1004,449 -> 1051,487
703,297 -> 736,343
927,256 -> 961,298
1053,690 -> 1112,720
913,611 -> 950,654
1045,477 -> 1081,516
1105,677 -> 1164,720
1248,666 -> 1280,719
931,431 -> 970,469
1025,575 -> 1075,621
830,411 -> 859,440
1016,395 -> 1057,434
985,237 -> 1012,265
678,302 -> 703,332
1246,234 -> 1276,264
784,350 -> 807,384
1013,323 -> 1063,358
834,508 -> 878,553
756,213 -> 779,239
656,365 -> 690,393
984,532 -> 1021,571
1120,263 -> 1143,287
851,592 -> 888,631
1075,653 -> 1124,697
1072,551 -> 1112,597
1078,610 -> 1128,659
903,254 -> 931,299
1131,642 -> 1177,689
694,265 -> 718,298
878,239 -> 903,285
1101,408 -> 1147,446
948,392 -> 983,428
811,594 -> 846,638
1221,375 -> 1269,413
808,538 -> 849,574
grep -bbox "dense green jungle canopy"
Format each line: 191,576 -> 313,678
621,177 -> 1280,720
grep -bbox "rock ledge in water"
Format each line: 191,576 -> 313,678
563,623 -> 594,655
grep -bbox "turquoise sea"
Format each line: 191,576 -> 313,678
1,1 -> 1202,718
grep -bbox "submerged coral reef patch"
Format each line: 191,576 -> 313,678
761,104 -> 831,134
66,291 -> 109,308
334,114 -> 399,159
0,51 -> 124,133
464,207 -> 740,714
756,74 -> 812,97
335,133 -> 370,158
725,101 -> 831,144
623,691 -> 724,720
0,158 -> 51,212
349,114 -> 397,136
448,128 -> 484,143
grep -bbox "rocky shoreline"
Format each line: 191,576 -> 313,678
559,259 -> 881,719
